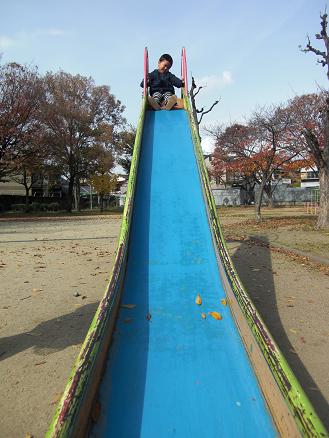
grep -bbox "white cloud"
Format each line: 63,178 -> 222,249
37,28 -> 68,37
0,36 -> 16,49
47,28 -> 66,36
201,136 -> 215,154
0,29 -> 68,51
195,71 -> 233,90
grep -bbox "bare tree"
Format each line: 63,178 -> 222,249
10,154 -> 45,209
41,71 -> 125,212
116,124 -> 136,174
300,10 -> 329,228
0,63 -> 43,181
207,105 -> 301,221
89,144 -> 116,211
189,76 -> 220,140
250,105 -> 301,220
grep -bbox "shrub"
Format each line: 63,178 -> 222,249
30,202 -> 41,211
11,203 -> 26,212
48,202 -> 59,211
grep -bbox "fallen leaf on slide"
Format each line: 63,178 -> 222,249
208,312 -> 222,320
195,294 -> 202,305
120,304 -> 136,309
124,318 -> 133,324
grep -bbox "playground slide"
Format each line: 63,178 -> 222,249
47,50 -> 328,437
90,108 -> 276,437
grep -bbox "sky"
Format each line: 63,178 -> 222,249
1,0 -> 328,152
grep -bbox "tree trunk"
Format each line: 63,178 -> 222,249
316,101 -> 329,228
317,165 -> 329,228
190,91 -> 201,141
23,171 -> 30,212
266,188 -> 274,208
268,196 -> 274,208
66,177 -> 74,212
100,194 -> 104,212
255,176 -> 267,222
74,181 -> 81,212
24,186 -> 30,212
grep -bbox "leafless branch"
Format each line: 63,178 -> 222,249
194,86 -> 204,97
302,35 -> 327,58
301,10 -> 329,79
198,99 -> 221,124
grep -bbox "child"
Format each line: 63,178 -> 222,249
141,54 -> 184,110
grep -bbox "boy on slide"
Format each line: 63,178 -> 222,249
140,53 -> 184,110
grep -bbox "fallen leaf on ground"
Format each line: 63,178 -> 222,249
221,298 -> 227,306
195,294 -> 202,305
201,313 -> 207,319
208,311 -> 222,320
289,328 -> 297,334
120,304 -> 136,309
20,295 -> 32,301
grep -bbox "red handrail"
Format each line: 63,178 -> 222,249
144,47 -> 149,97
181,47 -> 188,97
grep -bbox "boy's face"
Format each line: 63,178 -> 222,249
158,59 -> 171,73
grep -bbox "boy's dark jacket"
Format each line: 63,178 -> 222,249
140,69 -> 183,95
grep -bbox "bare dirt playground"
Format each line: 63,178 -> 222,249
0,207 -> 328,437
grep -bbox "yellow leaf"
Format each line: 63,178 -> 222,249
221,298 -> 227,306
201,313 -> 207,319
195,294 -> 202,305
208,311 -> 222,320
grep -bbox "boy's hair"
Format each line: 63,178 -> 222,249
159,54 -> 173,67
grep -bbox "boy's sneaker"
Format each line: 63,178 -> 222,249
148,96 -> 161,111
164,95 -> 177,110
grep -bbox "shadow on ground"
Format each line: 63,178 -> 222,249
0,302 -> 99,360
229,235 -> 329,431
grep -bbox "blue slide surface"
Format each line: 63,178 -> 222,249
92,110 -> 276,437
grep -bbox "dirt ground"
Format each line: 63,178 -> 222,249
0,207 -> 328,436
0,216 -> 121,438
220,206 -> 329,431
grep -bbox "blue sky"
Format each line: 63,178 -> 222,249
1,0 -> 328,152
